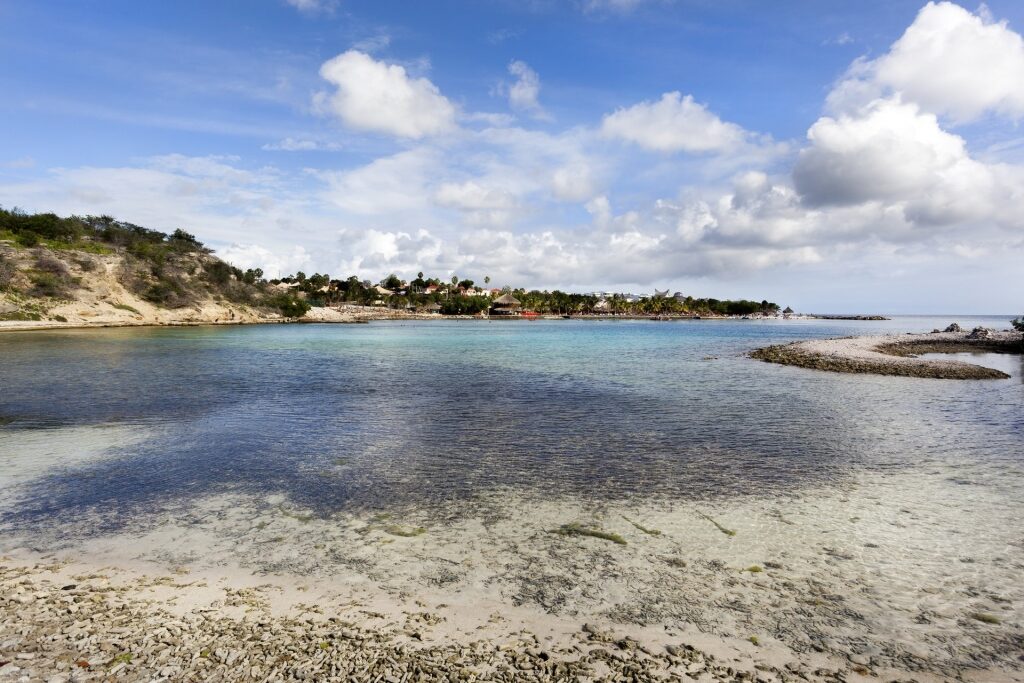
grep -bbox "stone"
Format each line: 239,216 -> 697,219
943,323 -> 962,332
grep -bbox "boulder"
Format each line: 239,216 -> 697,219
967,326 -> 992,340
943,323 -> 962,333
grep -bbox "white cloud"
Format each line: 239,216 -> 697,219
601,92 -> 748,153
506,60 -> 550,120
435,180 -> 520,226
334,227 -> 443,276
262,138 -> 342,151
316,51 -> 457,139
828,2 -> 1024,122
551,163 -> 596,202
435,181 -> 517,211
285,0 -> 338,14
322,148 -> 437,216
351,33 -> 391,53
794,97 -> 989,206
219,243 -> 313,279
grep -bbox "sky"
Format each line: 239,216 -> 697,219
2,0 -> 1023,313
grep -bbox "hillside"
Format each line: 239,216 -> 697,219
0,209 -> 305,329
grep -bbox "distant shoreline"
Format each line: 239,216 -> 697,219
751,330 -> 1021,380
0,307 -> 898,333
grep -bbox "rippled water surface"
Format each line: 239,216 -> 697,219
1,316 -> 1021,528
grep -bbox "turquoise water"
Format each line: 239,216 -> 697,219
0,316 -> 1021,531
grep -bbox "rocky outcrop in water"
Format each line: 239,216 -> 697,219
751,331 -> 1018,380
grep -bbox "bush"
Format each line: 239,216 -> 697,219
265,292 -> 310,318
75,256 -> 97,272
17,231 -> 39,247
35,250 -> 70,277
204,261 -> 233,287
142,277 -> 194,308
30,272 -> 70,298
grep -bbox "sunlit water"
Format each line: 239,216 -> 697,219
0,316 -> 1021,526
2,317 -> 1023,674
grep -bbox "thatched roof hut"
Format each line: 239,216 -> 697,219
491,293 -> 522,316
422,302 -> 442,312
492,293 -> 521,306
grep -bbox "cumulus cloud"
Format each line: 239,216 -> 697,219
794,97 -> 989,207
828,2 -> 1024,122
505,60 -> 550,120
316,51 -> 457,138
601,92 -> 748,153
334,227 -> 443,275
219,243 -> 313,279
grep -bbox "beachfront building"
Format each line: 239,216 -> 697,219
490,293 -> 522,316
421,302 -> 442,314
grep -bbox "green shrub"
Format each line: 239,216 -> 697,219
30,272 -> 70,298
17,231 -> 40,247
204,261 -> 233,287
265,292 -> 310,318
0,310 -> 42,321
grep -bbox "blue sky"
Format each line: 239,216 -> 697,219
2,0 -> 1024,313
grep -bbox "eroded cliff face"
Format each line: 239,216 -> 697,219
0,241 -> 279,330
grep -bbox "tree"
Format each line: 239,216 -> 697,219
171,228 -> 200,245
1012,315 -> 1024,347
484,275 -> 490,286
242,268 -> 263,285
417,271 -> 424,280
382,273 -> 403,290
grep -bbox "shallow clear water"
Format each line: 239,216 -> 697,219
4,316 -> 1022,674
0,316 -> 1021,530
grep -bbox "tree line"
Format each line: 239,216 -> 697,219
2,208 -> 784,318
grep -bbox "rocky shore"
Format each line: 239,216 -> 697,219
752,328 -> 1020,379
